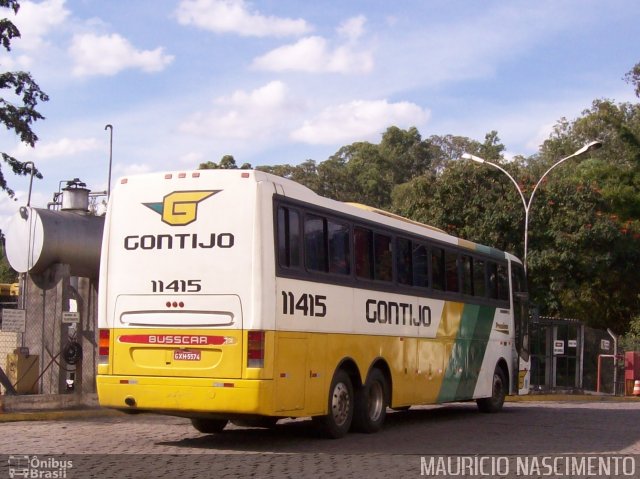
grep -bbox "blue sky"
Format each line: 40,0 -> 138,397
0,0 -> 638,227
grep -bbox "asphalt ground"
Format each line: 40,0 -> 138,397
1,393 -> 638,423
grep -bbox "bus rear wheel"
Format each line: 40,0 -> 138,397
191,418 -> 228,434
352,368 -> 388,433
476,366 -> 506,413
313,369 -> 354,439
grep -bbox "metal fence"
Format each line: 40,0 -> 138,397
0,330 -> 19,394
1,271 -> 98,396
530,317 -> 622,394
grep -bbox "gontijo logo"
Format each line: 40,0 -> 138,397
144,190 -> 220,226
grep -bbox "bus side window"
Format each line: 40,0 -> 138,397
487,261 -> 498,299
413,243 -> 428,288
461,254 -> 473,296
431,247 -> 445,291
374,233 -> 392,282
328,220 -> 350,275
473,258 -> 486,298
497,263 -> 509,301
396,237 -> 412,285
445,251 -> 459,293
304,214 -> 327,272
277,207 -> 300,269
354,227 -> 374,279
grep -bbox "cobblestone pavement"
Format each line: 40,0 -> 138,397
1,401 -> 639,478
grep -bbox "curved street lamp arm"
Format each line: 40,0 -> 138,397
462,154 -> 528,212
527,140 -> 602,211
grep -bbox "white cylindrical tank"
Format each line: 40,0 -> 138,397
5,207 -> 105,278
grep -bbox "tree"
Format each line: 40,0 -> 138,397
391,132 -> 523,254
526,96 -> 640,332
0,0 -> 48,196
198,155 -> 251,170
625,61 -> 640,98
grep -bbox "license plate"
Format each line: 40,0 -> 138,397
173,349 -> 201,361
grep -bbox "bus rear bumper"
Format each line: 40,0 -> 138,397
97,375 -> 275,416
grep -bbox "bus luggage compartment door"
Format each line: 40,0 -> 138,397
111,294 -> 243,379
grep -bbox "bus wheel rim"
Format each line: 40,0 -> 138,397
331,382 -> 350,426
368,381 -> 384,421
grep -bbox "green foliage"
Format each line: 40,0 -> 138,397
625,62 -> 640,98
198,155 -> 251,170
0,0 -> 48,197
0,253 -> 16,283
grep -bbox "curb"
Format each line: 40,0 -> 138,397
506,394 -> 640,402
0,407 -> 124,423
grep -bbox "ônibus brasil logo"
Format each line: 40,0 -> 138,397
143,190 -> 219,226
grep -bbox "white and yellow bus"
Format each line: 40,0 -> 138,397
97,169 -> 530,438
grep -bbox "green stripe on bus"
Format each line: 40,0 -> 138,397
437,304 -> 496,402
474,243 -> 507,260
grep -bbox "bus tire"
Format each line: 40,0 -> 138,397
313,369 -> 354,439
191,418 -> 228,434
352,368 -> 388,433
476,366 -> 506,413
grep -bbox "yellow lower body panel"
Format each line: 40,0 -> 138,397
97,375 -> 275,416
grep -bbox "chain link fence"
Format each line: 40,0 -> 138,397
1,273 -> 98,396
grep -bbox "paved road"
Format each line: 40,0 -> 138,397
1,400 -> 639,478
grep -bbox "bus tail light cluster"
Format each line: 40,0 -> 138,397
99,329 -> 110,364
247,330 -> 265,368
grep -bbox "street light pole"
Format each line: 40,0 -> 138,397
462,140 -> 602,271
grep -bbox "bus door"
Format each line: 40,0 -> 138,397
511,263 -> 530,394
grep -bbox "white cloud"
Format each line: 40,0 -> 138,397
179,81 -> 301,141
0,190 -> 49,230
291,99 -> 429,145
69,33 -> 174,77
0,53 -> 33,70
179,152 -> 205,165
252,35 -> 373,74
9,0 -> 70,50
175,0 -> 311,37
337,15 -> 366,41
114,163 -> 152,177
10,137 -> 101,161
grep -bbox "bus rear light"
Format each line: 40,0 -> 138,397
165,301 -> 185,308
178,172 -> 186,178
165,174 -> 172,179
99,329 -> 110,364
192,172 -> 200,178
247,330 -> 265,368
